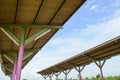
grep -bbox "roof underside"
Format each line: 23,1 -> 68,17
0,0 -> 86,76
38,36 -> 120,75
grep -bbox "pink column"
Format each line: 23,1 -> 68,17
11,63 -> 17,80
65,73 -> 67,80
100,68 -> 104,80
56,75 -> 58,80
78,72 -> 82,80
16,45 -> 24,80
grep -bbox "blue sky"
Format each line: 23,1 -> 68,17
0,0 -> 120,80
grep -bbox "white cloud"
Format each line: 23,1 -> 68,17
90,5 -> 97,11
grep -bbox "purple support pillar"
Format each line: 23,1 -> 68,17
16,45 -> 24,80
56,75 -> 58,80
65,73 -> 67,80
42,75 -> 48,80
11,63 -> 17,80
93,60 -> 106,80
100,68 -> 104,80
74,66 -> 85,80
78,72 -> 82,80
55,72 -> 61,80
63,69 -> 71,80
49,75 -> 52,80
48,74 -> 53,80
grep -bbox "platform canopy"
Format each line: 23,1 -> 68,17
0,0 -> 86,76
38,36 -> 120,75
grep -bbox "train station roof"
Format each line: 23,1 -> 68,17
38,36 -> 120,75
0,0 -> 86,76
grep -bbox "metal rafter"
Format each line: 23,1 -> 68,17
2,54 -> 14,64
25,28 -> 51,46
2,49 -> 40,53
23,51 -> 38,60
0,27 -> 20,46
48,0 -> 66,24
0,24 -> 63,29
14,0 -> 20,23
4,66 -> 12,73
33,0 -> 44,23
25,0 -> 45,45
0,52 -> 6,74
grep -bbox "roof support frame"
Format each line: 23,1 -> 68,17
0,24 -> 63,29
3,64 -> 13,73
42,75 -> 48,80
23,51 -> 36,60
84,55 -> 106,80
0,27 -> 20,46
48,74 -> 53,80
2,49 -> 40,53
74,66 -> 85,80
25,28 -> 51,45
22,59 -> 31,65
0,52 -> 6,74
2,54 -> 15,64
4,65 -> 12,73
63,69 -> 71,80
55,72 -> 61,80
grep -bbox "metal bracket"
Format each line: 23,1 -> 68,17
83,54 -> 106,69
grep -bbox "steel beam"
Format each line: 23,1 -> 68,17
0,24 -> 63,29
23,52 -> 35,60
4,65 -> 12,73
2,49 -> 40,53
3,54 -> 14,64
25,29 -> 51,45
0,52 -> 6,74
0,27 -> 20,46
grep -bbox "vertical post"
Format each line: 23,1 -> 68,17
100,68 -> 104,80
42,75 -> 48,80
16,28 -> 26,80
74,66 -> 85,80
85,55 -> 106,80
11,63 -> 17,80
93,60 -> 106,80
63,69 -> 71,80
55,72 -> 61,80
49,74 -> 53,80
